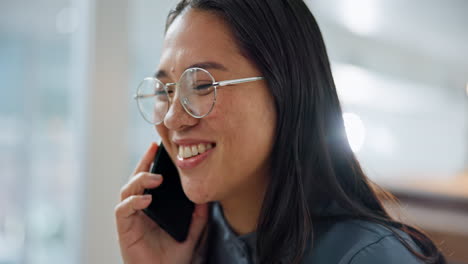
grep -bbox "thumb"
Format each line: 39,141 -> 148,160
185,203 -> 209,246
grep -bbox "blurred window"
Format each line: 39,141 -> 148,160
0,2 -> 80,264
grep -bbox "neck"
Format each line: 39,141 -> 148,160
219,173 -> 269,236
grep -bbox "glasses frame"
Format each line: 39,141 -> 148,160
133,67 -> 265,125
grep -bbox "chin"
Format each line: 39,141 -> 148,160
180,175 -> 214,204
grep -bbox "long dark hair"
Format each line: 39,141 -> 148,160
165,1 -> 446,263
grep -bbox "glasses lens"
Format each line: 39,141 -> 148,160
178,68 -> 216,117
136,78 -> 168,124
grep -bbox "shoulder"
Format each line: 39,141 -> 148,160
343,234 -> 423,264
301,219 -> 424,264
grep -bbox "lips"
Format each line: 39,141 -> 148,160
172,138 -> 216,169
175,145 -> 215,169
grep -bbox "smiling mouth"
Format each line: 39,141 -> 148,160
177,142 -> 216,159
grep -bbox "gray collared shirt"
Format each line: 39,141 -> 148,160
206,202 -> 257,264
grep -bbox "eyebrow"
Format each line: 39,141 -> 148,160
154,61 -> 229,80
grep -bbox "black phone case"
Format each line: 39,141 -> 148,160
143,143 -> 195,242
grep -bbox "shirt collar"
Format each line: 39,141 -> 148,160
209,202 -> 257,263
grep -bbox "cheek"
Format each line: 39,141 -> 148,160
155,125 -> 172,153
179,88 -> 276,203
155,125 -> 168,139
215,90 -> 275,182
230,89 -> 276,166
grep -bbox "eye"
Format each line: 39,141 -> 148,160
165,86 -> 175,95
153,89 -> 169,102
194,83 -> 213,90
192,81 -> 214,95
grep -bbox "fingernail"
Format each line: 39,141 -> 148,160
142,194 -> 152,200
150,174 -> 162,180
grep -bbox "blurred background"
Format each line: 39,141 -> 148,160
0,0 -> 467,263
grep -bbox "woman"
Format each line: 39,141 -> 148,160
115,0 -> 446,263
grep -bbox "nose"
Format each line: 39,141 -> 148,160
163,93 -> 198,131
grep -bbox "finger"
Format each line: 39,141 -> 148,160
185,203 -> 209,246
115,194 -> 152,221
131,142 -> 159,176
120,172 -> 163,201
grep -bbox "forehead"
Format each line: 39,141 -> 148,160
158,9 -> 242,74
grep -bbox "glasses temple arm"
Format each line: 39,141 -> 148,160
215,77 -> 264,87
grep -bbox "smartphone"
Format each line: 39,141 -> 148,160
143,143 -> 195,242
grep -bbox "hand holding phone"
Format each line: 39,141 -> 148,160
115,142 -> 208,264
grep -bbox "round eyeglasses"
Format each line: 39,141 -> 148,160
133,67 -> 265,124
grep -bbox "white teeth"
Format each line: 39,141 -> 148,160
191,145 -> 199,156
183,146 -> 191,158
198,143 -> 206,154
179,146 -> 184,158
178,143 -> 214,159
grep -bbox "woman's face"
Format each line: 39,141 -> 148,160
155,9 -> 276,204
